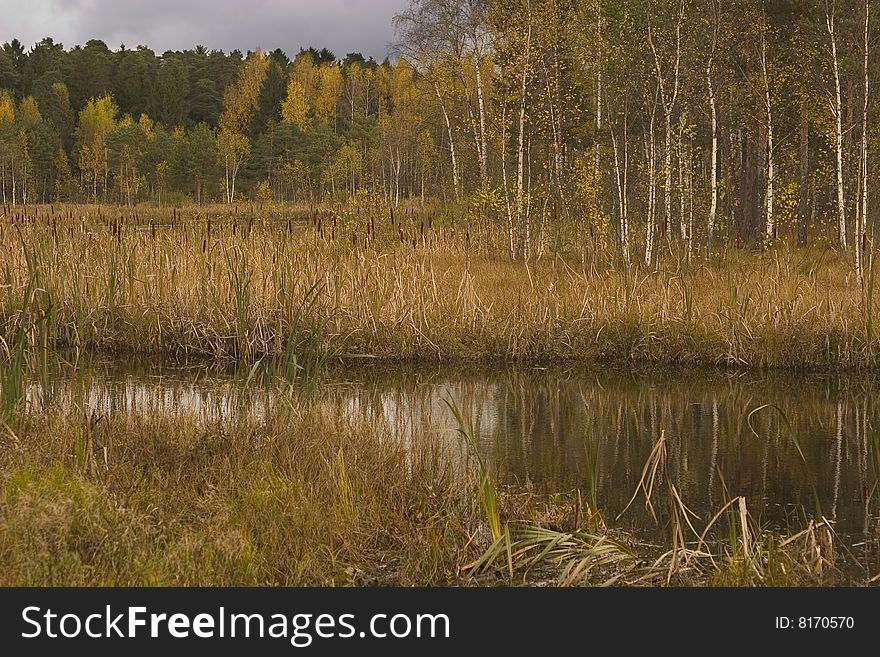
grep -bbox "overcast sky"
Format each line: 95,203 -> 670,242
0,0 -> 409,60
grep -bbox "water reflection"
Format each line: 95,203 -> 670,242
23,360 -> 880,546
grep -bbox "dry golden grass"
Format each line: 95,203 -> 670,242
0,398 -> 863,586
0,204 -> 875,587
0,203 -> 877,368
0,401 -> 478,586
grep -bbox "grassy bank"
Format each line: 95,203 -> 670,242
0,401 -> 471,585
0,204 -> 878,369
0,397 -> 868,586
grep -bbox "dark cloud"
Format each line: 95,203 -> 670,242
0,0 -> 408,60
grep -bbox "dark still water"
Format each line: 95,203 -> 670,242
27,360 -> 880,551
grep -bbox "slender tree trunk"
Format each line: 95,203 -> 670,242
761,18 -> 775,242
395,147 -> 401,207
798,96 -> 810,247
648,3 -> 682,242
433,82 -> 460,199
594,5 -> 603,201
465,101 -> 482,184
678,124 -> 686,242
687,139 -> 694,260
103,147 -> 108,203
501,102 -> 516,259
231,160 -> 239,203
475,56 -> 489,187
858,0 -> 870,283
663,113 -> 673,238
645,111 -> 657,267
225,155 -> 231,204
827,5 -> 848,250
706,68 -> 718,246
516,1 -> 533,259
706,35 -> 718,247
611,108 -> 629,263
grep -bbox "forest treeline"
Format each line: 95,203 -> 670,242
0,0 -> 876,262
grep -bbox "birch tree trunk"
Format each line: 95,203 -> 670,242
644,108 -> 657,267
648,2 -> 682,243
515,2 -> 533,260
231,160 -> 238,203
798,96 -> 810,247
687,139 -> 694,260
474,57 -> 489,187
501,102 -> 516,259
611,108 -> 629,263
433,82 -> 460,199
827,5 -> 848,250
761,16 -> 775,242
678,123 -> 686,242
225,155 -> 231,204
858,0 -> 870,283
594,4 -> 603,203
706,0 -> 719,248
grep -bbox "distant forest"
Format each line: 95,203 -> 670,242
0,0 -> 878,261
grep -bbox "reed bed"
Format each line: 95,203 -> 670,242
0,400 -> 476,586
0,203 -> 876,587
0,203 -> 877,369
0,397 -> 865,586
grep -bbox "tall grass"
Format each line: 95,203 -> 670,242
0,203 -> 878,369
445,398 -> 501,543
1,281 -> 34,426
0,379 -> 869,586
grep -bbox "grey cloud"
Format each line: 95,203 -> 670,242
1,0 -> 408,59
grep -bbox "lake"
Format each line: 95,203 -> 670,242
24,357 -> 880,569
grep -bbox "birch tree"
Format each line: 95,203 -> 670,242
218,51 -> 267,203
515,0 -> 534,259
857,0 -> 870,282
647,0 -> 685,242
394,1 -> 469,198
760,3 -> 775,242
705,0 -> 720,247
826,1 -> 848,250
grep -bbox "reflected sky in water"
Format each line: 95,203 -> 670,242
24,359 -> 880,559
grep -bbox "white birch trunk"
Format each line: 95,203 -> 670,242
595,5 -> 603,189
827,6 -> 848,250
515,2 -> 532,259
645,116 -> 657,267
648,3 -> 682,243
855,0 -> 871,282
706,2 -> 719,247
611,110 -> 629,263
434,82 -> 460,199
761,19 -> 775,242
678,124 -> 686,242
475,57 -> 489,187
